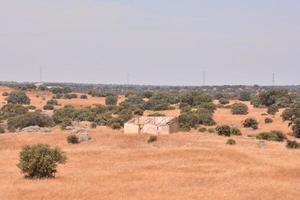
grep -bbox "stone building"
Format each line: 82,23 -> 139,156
124,116 -> 179,135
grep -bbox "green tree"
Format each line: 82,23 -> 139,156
17,144 -> 67,179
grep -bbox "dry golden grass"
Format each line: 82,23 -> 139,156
0,88 -> 300,199
1,127 -> 300,200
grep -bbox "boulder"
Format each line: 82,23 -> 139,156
72,128 -> 88,134
77,132 -> 91,142
21,126 -> 51,133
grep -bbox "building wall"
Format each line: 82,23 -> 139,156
124,117 -> 179,135
124,123 -> 140,134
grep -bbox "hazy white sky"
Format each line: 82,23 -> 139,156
0,0 -> 299,85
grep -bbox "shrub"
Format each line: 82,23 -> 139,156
258,89 -> 291,107
7,91 -> 30,105
286,140 -> 300,149
108,118 -> 123,129
7,112 -> 54,131
243,118 -> 258,130
292,118 -> 300,138
64,93 -> 78,99
61,118 -> 73,130
198,127 -> 207,133
239,91 -> 251,101
54,93 -> 63,99
196,108 -> 216,126
208,128 -> 215,133
179,112 -> 200,131
231,103 -> 248,115
27,105 -> 36,110
133,108 -> 144,116
230,127 -> 242,136
219,98 -> 230,105
43,104 -> 54,110
265,117 -> 273,124
0,126 -> 5,134
80,94 -> 88,99
105,95 -> 118,106
91,122 -> 97,129
17,144 -> 67,179
251,96 -> 261,108
147,135 -> 157,143
216,125 -> 231,137
0,104 -> 28,119
2,92 -> 9,96
256,131 -> 286,142
226,139 -> 236,145
46,99 -> 58,106
267,105 -> 279,115
67,135 -> 79,144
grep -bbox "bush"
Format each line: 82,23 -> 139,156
251,96 -> 261,108
0,104 -> 28,119
80,94 -> 88,99
256,131 -> 286,142
67,135 -> 79,144
7,112 -> 54,131
230,127 -> 242,136
133,108 -> 144,116
219,98 -> 230,105
243,118 -> 258,130
231,103 -> 248,115
17,144 -> 67,179
292,118 -> 300,138
105,95 -> 118,106
61,118 -> 73,130
54,94 -> 63,99
258,89 -> 291,107
147,135 -> 157,143
198,127 -> 207,133
43,104 -> 54,110
216,125 -> 231,137
90,122 -> 97,129
47,99 -> 58,106
108,118 -> 123,129
208,128 -> 215,133
2,92 -> 9,96
226,139 -> 236,145
64,93 -> 78,99
239,91 -> 251,101
286,140 -> 300,149
267,105 -> 279,115
265,117 -> 273,124
7,91 -> 30,105
0,126 -> 5,134
27,105 -> 36,110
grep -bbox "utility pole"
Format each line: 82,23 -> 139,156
272,72 -> 275,87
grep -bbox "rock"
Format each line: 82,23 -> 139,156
65,126 -> 75,130
21,126 -> 51,133
77,133 -> 91,142
72,128 -> 88,134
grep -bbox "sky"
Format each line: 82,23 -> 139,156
0,0 -> 300,86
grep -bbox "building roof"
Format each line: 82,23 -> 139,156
126,116 -> 177,126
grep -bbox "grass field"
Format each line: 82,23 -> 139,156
0,87 -> 300,200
